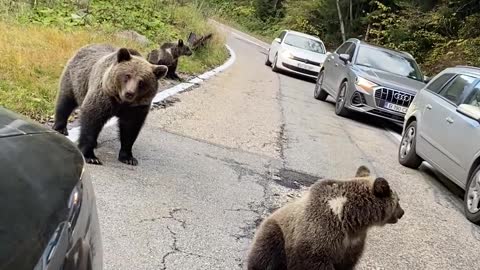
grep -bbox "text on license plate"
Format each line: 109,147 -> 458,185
297,63 -> 313,70
384,102 -> 408,113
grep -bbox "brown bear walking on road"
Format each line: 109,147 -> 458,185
52,44 -> 168,165
247,166 -> 404,270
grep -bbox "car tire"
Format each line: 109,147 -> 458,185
398,121 -> 423,169
464,165 -> 480,224
265,50 -> 272,66
314,71 -> 328,101
335,81 -> 350,116
272,54 -> 279,72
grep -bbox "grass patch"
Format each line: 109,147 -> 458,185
0,1 -> 228,121
0,22 -> 145,122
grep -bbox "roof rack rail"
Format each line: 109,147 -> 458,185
455,65 -> 480,71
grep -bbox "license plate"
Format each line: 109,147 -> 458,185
384,102 -> 408,113
297,63 -> 313,70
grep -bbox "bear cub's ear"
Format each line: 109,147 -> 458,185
178,39 -> 184,47
153,65 -> 168,79
117,48 -> 132,62
373,177 -> 391,198
355,165 -> 370,177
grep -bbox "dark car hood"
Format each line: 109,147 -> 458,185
0,109 -> 84,270
354,65 -> 426,94
0,107 -> 55,138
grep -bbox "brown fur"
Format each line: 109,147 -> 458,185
147,39 -> 192,80
247,166 -> 404,270
52,44 -> 168,165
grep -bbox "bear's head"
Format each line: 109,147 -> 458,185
177,39 -> 193,56
107,48 -> 168,104
339,166 -> 404,230
371,177 -> 404,225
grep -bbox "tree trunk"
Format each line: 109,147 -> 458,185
365,23 -> 371,41
336,0 -> 346,42
349,0 -> 353,27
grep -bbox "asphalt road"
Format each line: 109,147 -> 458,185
88,24 -> 480,270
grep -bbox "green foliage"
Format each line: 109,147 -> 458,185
204,0 -> 480,74
0,0 -> 228,121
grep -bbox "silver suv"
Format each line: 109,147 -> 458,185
399,66 -> 480,224
314,38 -> 427,123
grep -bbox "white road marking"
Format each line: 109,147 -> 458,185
67,44 -> 237,143
385,127 -> 402,143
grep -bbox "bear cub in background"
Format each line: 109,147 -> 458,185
247,166 -> 404,270
147,39 -> 192,80
52,44 -> 168,166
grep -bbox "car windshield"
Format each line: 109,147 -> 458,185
283,34 -> 325,54
355,46 -> 423,81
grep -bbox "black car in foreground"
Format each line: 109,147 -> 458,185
0,107 -> 102,270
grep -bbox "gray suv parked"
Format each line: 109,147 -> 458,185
314,38 -> 427,123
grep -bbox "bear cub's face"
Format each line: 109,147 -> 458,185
114,48 -> 168,103
371,176 -> 404,225
177,39 -> 193,56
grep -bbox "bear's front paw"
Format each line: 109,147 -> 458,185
85,157 -> 103,165
118,150 -> 138,166
54,127 -> 69,136
119,156 -> 138,166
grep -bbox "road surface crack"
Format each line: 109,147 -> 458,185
161,225 -> 221,269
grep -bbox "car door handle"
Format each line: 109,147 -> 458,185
446,117 -> 454,124
426,104 -> 432,110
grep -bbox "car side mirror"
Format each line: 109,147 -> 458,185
457,104 -> 480,122
339,53 -> 350,63
424,75 -> 430,83
274,38 -> 281,43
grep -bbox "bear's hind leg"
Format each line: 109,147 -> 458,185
117,105 -> 149,166
53,75 -> 78,135
247,219 -> 287,270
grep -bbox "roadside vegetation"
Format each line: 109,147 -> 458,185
201,0 -> 480,75
0,0 -> 228,122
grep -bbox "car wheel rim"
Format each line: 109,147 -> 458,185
467,171 -> 480,214
400,126 -> 415,159
273,56 -> 277,68
315,73 -> 323,96
336,84 -> 346,111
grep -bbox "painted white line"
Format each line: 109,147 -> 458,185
385,127 -> 402,143
231,32 -> 269,50
66,44 -> 237,143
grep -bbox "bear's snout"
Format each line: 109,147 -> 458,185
125,91 -> 135,99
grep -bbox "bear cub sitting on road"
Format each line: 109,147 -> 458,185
52,44 -> 168,166
147,39 -> 192,81
247,166 -> 404,270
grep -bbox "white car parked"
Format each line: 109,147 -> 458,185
266,30 -> 327,79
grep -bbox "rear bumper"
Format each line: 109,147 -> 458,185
277,55 -> 320,78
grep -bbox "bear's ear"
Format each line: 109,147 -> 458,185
153,65 -> 168,79
178,39 -> 184,47
355,165 -> 370,177
117,48 -> 132,62
373,177 -> 391,198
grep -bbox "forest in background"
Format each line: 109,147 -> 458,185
200,0 -> 480,75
